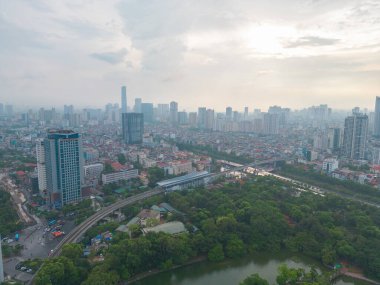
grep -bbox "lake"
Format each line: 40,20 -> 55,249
133,252 -> 371,285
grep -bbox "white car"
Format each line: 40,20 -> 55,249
7,239 -> 14,244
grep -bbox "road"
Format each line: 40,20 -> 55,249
50,188 -> 163,257
258,170 -> 380,208
0,173 -> 34,224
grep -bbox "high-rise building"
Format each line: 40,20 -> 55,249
328,128 -> 341,151
198,107 -> 207,128
44,130 -> 83,208
189,112 -> 197,127
122,113 -> 144,144
121,86 -> 127,113
226,107 -> 232,121
170,101 -> 178,125
36,139 -> 47,197
157,104 -> 169,121
244,107 -> 248,119
5,105 -> 13,117
374,97 -> 380,137
134,98 -> 142,113
141,103 -> 154,123
178,111 -> 188,125
263,113 -> 279,135
343,113 -> 368,160
0,103 -> 3,116
0,236 -> 4,283
64,105 -> 74,118
206,109 -> 215,130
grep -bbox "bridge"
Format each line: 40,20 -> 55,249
209,157 -> 285,179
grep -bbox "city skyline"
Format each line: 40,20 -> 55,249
1,1 -> 380,110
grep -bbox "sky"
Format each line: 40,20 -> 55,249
0,0 -> 380,112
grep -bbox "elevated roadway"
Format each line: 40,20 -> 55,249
50,189 -> 163,258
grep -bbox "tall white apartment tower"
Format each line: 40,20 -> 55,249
0,235 -> 4,283
374,96 -> 380,136
121,86 -> 127,113
36,139 -> 47,197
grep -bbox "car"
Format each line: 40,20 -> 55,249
7,239 -> 14,244
1,237 -> 8,242
26,269 -> 33,273
20,267 -> 27,271
15,263 -> 22,270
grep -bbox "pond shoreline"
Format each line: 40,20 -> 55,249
126,255 -> 207,284
125,252 -> 380,285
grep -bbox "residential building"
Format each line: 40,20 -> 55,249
134,98 -> 142,113
263,113 -> 279,135
36,138 -> 47,196
188,112 -> 197,127
122,113 -> 144,144
102,169 -> 139,184
170,101 -> 178,125
141,103 -> 154,123
226,107 -> 232,121
342,113 -> 368,160
178,111 -> 188,125
206,109 -> 215,130
322,158 -> 339,173
374,96 -> 380,136
328,127 -> 341,151
121,86 -> 127,113
0,237 -> 4,283
197,107 -> 207,128
44,130 -> 83,208
84,163 -> 104,179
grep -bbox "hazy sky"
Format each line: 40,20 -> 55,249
0,0 -> 379,111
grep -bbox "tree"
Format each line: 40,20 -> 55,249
34,257 -> 81,285
117,154 -> 127,165
61,243 -> 83,261
128,224 -> 142,238
239,273 -> 269,285
225,236 -> 245,258
208,243 -> 224,262
147,167 -> 165,187
81,267 -> 120,285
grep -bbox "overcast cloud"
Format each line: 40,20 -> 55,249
0,0 -> 379,111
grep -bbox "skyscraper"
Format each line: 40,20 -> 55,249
206,109 -> 215,130
36,139 -> 47,197
170,101 -> 178,125
44,130 -> 83,208
121,86 -> 127,113
0,236 -> 4,283
343,113 -> 368,160
226,107 -> 232,121
134,98 -> 142,113
141,103 -> 154,123
157,104 -> 169,121
328,128 -> 341,151
122,113 -> 144,144
263,113 -> 280,135
374,96 -> 380,136
198,107 -> 207,128
178,111 -> 188,125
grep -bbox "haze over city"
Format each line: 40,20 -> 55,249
1,0 -> 380,110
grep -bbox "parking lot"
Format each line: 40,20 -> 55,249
2,219 -> 75,282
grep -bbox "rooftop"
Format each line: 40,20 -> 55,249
157,171 -> 209,187
142,221 -> 187,235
